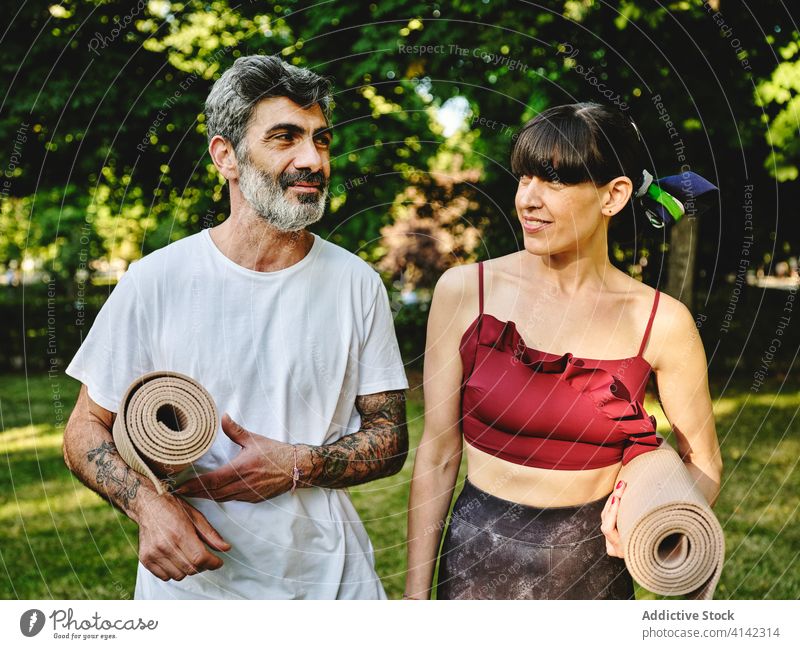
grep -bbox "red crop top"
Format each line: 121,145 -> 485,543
460,262 -> 661,470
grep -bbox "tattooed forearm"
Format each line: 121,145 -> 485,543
86,440 -> 141,509
305,390 -> 408,489
63,386 -> 158,526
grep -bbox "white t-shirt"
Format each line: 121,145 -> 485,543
66,229 -> 408,599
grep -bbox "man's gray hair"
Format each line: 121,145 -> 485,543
204,55 -> 332,151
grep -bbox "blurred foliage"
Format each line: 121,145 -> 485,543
757,33 -> 800,182
378,163 -> 487,289
1,0 -> 798,369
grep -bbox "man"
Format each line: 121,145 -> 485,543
63,55 -> 409,599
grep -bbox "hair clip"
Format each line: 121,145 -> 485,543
635,169 -> 653,198
635,168 -> 686,228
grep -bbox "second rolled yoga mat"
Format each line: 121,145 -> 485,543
616,441 -> 725,600
112,371 -> 218,494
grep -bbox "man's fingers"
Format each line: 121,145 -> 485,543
176,544 -> 224,573
174,467 -> 242,497
201,480 -> 263,503
221,413 -> 251,446
153,539 -> 223,579
198,552 -> 224,571
215,492 -> 259,503
155,557 -> 188,582
142,539 -> 198,582
144,559 -> 171,582
182,503 -> 232,552
138,497 -> 228,584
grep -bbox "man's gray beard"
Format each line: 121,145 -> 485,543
237,158 -> 328,232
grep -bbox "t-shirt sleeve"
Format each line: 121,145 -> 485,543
65,265 -> 153,412
356,276 -> 409,395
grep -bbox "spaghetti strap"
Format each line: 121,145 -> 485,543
638,290 -> 660,357
478,262 -> 485,315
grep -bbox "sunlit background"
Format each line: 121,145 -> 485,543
1,0 -> 798,599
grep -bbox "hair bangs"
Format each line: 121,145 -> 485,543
511,105 -> 618,186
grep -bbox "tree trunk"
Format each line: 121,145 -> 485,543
665,216 -> 697,311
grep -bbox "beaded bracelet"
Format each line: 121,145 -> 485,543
291,446 -> 302,494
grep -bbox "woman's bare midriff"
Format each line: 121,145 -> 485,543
464,442 -> 621,507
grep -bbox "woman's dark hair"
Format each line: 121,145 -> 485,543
510,102 -> 644,187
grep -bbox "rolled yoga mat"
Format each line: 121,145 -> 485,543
112,371 -> 218,495
616,440 -> 724,600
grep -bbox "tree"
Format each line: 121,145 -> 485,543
2,0 -> 796,303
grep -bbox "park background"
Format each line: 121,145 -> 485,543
1,0 -> 798,599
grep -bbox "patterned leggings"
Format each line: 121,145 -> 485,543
436,479 -> 635,600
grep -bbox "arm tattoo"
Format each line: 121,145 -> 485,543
307,390 -> 408,489
86,440 -> 141,509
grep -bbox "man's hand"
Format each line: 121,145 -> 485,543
175,390 -> 408,502
137,493 -> 231,581
174,414 -> 294,502
63,386 -> 231,582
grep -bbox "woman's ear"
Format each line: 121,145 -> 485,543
601,176 -> 634,217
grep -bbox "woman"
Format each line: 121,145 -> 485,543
405,102 -> 722,600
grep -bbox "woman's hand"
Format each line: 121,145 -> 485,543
600,479 -> 627,558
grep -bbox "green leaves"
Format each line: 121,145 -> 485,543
756,34 -> 800,181
2,0 -> 797,290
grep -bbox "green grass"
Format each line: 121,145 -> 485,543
0,374 -> 139,598
1,373 -> 798,599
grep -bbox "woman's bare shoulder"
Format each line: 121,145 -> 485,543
614,274 -> 695,329
651,287 -> 695,328
648,289 -> 701,369
477,251 -> 533,290
435,253 -> 526,291
481,251 -> 527,273
428,264 -> 483,350
435,262 -> 479,300
611,271 -> 659,310
432,263 -> 482,323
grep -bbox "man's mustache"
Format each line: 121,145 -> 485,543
279,170 -> 327,191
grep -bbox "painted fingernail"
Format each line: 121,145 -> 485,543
611,496 -> 616,505
616,480 -> 624,489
